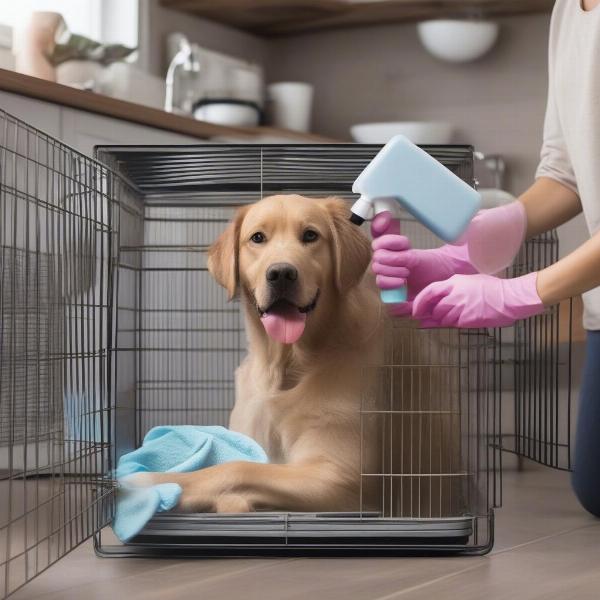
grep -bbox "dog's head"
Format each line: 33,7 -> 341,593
208,195 -> 371,344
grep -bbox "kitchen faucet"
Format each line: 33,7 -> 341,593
165,35 -> 201,114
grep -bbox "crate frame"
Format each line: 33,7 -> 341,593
95,143 -> 517,557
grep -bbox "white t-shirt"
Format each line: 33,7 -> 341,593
535,0 -> 600,330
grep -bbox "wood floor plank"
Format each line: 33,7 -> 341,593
10,463 -> 598,600
390,524 -> 600,600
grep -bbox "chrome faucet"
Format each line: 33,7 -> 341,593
165,35 -> 201,114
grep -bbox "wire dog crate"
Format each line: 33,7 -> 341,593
0,110 -> 573,597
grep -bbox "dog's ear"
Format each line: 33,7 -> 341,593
207,205 -> 248,300
324,198 -> 372,293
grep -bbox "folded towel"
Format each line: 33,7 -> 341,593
113,425 -> 268,542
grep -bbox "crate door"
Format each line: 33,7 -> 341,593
0,110 -> 114,598
501,232 -> 573,471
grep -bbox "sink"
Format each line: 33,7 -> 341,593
350,121 -> 455,145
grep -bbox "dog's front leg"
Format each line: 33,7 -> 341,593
141,460 -> 357,513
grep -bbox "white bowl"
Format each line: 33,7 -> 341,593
351,122 -> 455,145
417,20 -> 499,63
194,102 -> 260,128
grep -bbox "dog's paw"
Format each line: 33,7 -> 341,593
121,472 -> 159,488
215,494 -> 252,514
122,472 -> 189,488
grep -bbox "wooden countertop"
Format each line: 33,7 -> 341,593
0,68 -> 336,143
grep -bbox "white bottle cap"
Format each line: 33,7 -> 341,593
350,195 -> 373,222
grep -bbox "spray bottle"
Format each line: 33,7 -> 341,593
350,135 -> 481,303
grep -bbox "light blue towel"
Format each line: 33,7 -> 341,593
113,425 -> 268,542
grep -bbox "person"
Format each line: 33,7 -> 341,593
370,0 -> 600,517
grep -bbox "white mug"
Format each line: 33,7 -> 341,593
267,82 -> 314,132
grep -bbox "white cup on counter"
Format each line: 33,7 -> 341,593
267,82 -> 314,132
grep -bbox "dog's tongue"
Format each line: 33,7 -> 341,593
261,303 -> 307,344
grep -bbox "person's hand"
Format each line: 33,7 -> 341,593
370,211 -> 477,316
462,201 -> 527,274
412,272 -> 545,328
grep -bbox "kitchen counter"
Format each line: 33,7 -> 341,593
0,68 -> 337,143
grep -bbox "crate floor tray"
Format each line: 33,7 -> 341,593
129,513 -> 474,545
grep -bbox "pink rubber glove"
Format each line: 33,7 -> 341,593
412,272 -> 545,328
371,212 -> 478,316
370,202 -> 527,317
464,201 -> 527,274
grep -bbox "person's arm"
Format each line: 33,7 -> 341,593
522,31 -> 582,239
411,232 -> 600,329
372,178 -> 583,311
537,230 -> 600,305
519,176 -> 582,239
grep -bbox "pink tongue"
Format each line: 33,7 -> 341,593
261,304 -> 307,344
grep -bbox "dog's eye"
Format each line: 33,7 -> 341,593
302,229 -> 319,243
250,232 -> 266,244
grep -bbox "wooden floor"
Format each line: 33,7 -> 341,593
11,461 -> 600,600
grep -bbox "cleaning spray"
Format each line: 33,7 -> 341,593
350,135 -> 481,303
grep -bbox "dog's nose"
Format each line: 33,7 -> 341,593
266,263 -> 298,288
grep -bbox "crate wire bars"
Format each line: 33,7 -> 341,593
0,109 -> 573,596
0,111 -> 113,597
506,232 -> 573,470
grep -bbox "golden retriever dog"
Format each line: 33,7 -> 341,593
143,194 -> 382,513
143,194 -> 460,517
